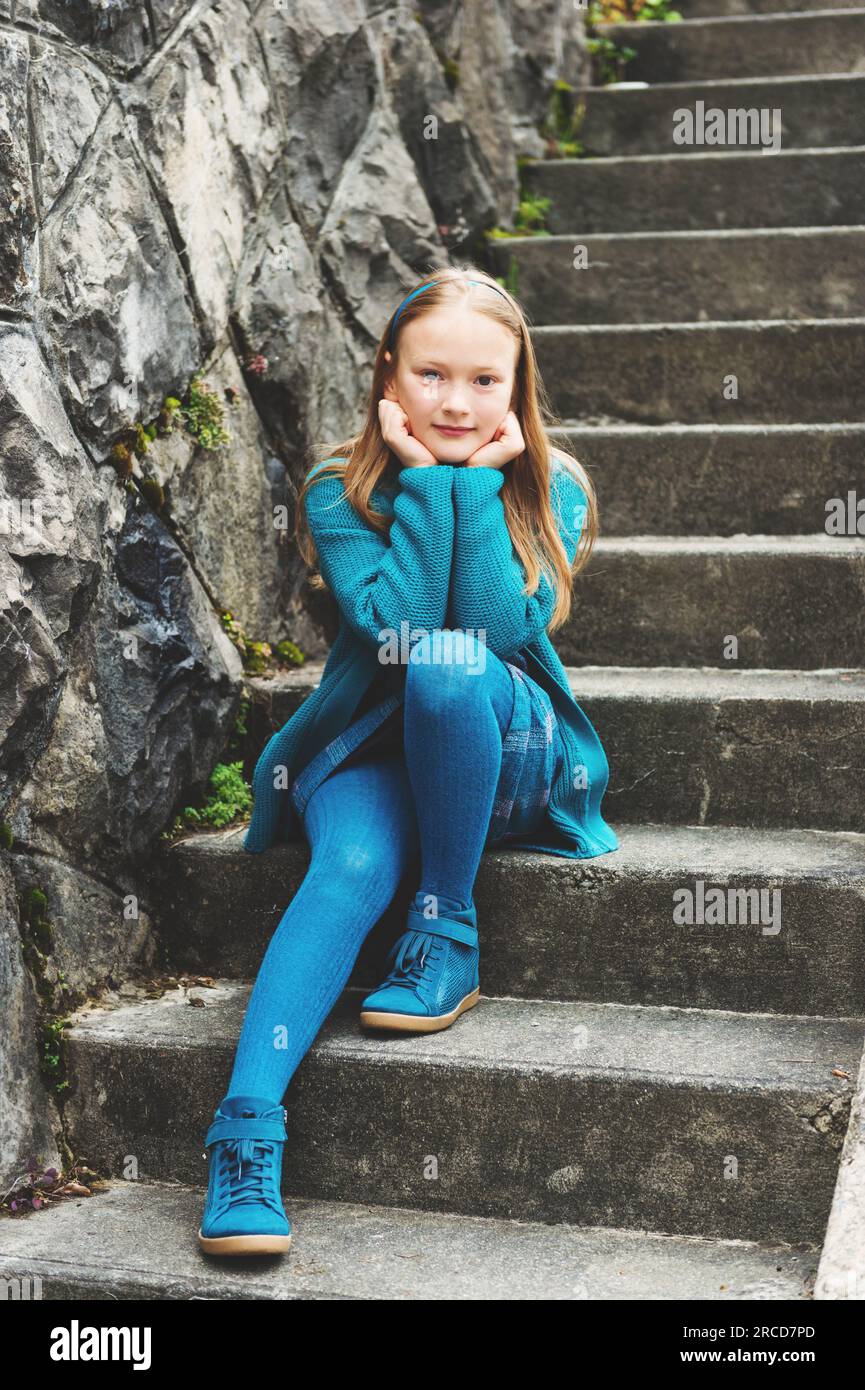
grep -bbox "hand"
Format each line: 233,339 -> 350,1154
464,411 -> 525,470
378,399 -> 438,469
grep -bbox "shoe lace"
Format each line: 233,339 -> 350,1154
213,1123 -> 282,1212
382,929 -> 443,992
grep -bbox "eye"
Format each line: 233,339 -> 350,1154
420,369 -> 441,380
477,375 -> 497,387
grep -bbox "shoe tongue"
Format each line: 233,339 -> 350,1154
219,1094 -> 279,1118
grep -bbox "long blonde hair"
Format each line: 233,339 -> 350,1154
296,262 -> 598,632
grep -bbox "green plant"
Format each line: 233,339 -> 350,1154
1,820 -> 13,850
171,761 -> 253,833
485,191 -> 552,243
586,33 -> 637,84
156,396 -> 182,435
2,1156 -> 103,1214
514,193 -> 552,235
179,373 -> 230,451
587,0 -> 681,19
539,78 -> 586,158
225,694 -> 250,760
41,1016 -> 70,1092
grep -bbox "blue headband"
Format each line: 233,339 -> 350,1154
387,278 -> 510,348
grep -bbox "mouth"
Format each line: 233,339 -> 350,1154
434,425 -> 474,436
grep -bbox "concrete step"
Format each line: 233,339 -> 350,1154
158,821 -> 865,1016
532,318 -> 865,424
567,665 -> 865,830
680,0 -> 855,14
490,228 -> 865,323
60,983 -> 863,1241
576,74 -> 865,157
0,1177 -> 819,1300
566,535 -> 865,667
522,146 -> 865,232
595,10 -> 865,84
553,423 -> 865,536
242,664 -> 865,830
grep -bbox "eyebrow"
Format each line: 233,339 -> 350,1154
411,358 -> 507,371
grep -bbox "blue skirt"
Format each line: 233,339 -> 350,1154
290,654 -> 564,850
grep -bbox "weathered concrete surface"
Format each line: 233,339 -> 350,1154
551,424 -> 865,536
563,536 -> 865,668
490,229 -> 865,324
240,663 -> 865,830
532,320 -> 865,424
523,148 -> 865,233
577,74 -> 865,159
61,983 -> 862,1243
155,821 -> 865,1017
0,1178 -> 818,1300
598,11 -> 865,84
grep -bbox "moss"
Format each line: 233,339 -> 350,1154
273,639 -> 304,667
139,477 -> 165,512
132,423 -> 150,457
1,821 -> 13,850
220,610 -> 306,677
109,442 -> 133,476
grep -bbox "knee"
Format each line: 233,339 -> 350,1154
405,628 -> 491,711
306,835 -> 395,907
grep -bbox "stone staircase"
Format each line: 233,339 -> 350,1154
5,0 -> 864,1300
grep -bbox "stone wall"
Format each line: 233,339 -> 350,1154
0,0 -> 586,1185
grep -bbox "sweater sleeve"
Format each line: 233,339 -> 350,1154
305,462 -> 455,651
449,460 -> 587,658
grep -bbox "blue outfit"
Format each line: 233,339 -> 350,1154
289,644 -> 564,851
243,456 -> 619,859
226,454 -> 619,1105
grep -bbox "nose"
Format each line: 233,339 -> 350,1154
439,383 -> 472,416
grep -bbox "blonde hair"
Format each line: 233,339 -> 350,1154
296,262 -> 599,632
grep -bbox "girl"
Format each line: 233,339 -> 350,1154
197,265 -> 619,1257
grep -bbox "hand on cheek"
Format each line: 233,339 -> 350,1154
464,412 -> 525,470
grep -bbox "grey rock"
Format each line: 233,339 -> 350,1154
0,31 -> 38,311
0,862 -> 63,1200
40,101 -> 200,453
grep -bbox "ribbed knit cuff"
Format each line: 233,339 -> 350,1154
396,462 -> 453,501
452,465 -> 505,494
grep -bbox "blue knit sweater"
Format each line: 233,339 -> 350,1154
243,456 -> 619,859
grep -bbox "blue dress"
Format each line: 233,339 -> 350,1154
289,648 -> 566,851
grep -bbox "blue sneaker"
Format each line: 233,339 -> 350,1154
197,1094 -> 291,1255
359,895 -> 480,1033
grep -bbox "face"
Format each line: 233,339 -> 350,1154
383,306 -> 518,463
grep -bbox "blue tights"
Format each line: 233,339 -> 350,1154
226,633 -> 521,1104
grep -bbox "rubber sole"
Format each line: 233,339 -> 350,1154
359,986 -> 480,1033
197,1228 -> 291,1255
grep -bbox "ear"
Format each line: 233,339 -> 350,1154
382,351 -> 399,401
